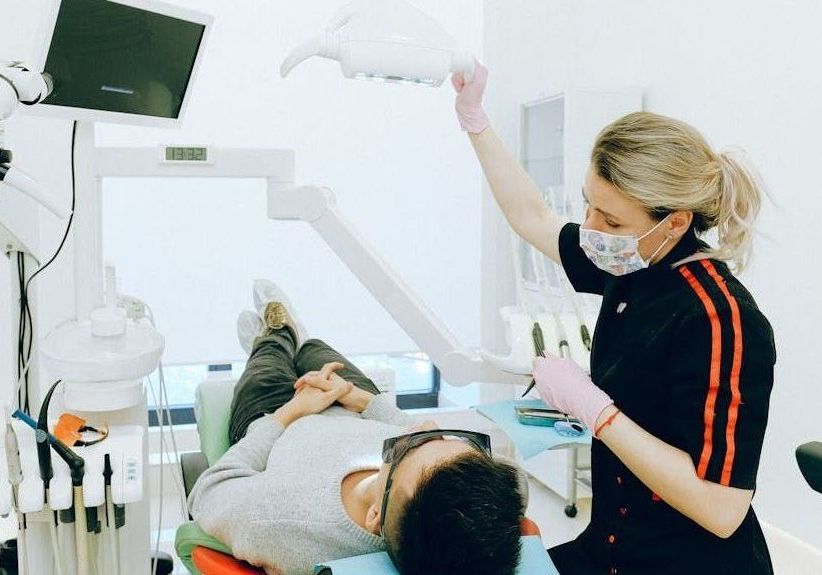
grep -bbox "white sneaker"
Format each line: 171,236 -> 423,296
252,279 -> 308,342
237,309 -> 263,356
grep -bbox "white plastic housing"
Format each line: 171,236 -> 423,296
12,420 -> 45,513
0,439 -> 11,516
8,423 -> 145,513
62,380 -> 145,412
41,317 -> 164,384
281,0 -> 473,87
0,79 -> 17,119
0,164 -> 71,219
90,306 -> 128,337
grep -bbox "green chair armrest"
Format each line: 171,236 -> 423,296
195,378 -> 237,466
176,521 -> 235,575
181,451 -> 210,498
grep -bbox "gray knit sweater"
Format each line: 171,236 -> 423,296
188,395 -> 416,575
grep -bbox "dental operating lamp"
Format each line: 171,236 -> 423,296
0,63 -> 70,220
281,0 -> 474,87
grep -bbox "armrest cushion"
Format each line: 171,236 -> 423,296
176,521 -> 234,575
195,379 -> 238,466
181,451 -> 210,498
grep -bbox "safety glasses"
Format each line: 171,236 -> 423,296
54,413 -> 109,447
379,430 -> 492,540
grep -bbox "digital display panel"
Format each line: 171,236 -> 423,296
42,0 -> 205,119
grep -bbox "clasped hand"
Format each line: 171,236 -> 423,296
294,362 -> 374,414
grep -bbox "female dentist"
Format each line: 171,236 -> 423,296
452,64 -> 776,575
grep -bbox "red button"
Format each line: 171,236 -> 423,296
619,507 -> 628,517
607,534 -> 616,544
616,476 -> 623,485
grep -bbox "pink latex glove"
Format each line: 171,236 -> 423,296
451,60 -> 490,134
532,354 -> 614,432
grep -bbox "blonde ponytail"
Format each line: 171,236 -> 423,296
712,149 -> 763,273
591,112 -> 766,273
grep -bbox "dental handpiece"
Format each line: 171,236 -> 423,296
5,417 -> 29,575
557,269 -> 592,351
104,454 -> 121,575
13,410 -> 85,484
554,313 -> 570,360
522,314 -> 572,398
5,418 -> 23,487
521,322 -> 546,397
15,409 -> 83,575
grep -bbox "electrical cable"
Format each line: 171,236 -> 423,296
48,516 -> 64,575
159,362 -> 189,515
14,121 -> 77,415
103,454 -> 120,575
16,251 -> 33,412
145,304 -> 189,515
13,316 -> 75,410
22,121 -> 76,298
16,253 -> 24,408
146,374 -> 164,575
17,122 -> 77,413
147,368 -> 190,575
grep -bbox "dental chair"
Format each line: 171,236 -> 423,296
175,377 -> 544,575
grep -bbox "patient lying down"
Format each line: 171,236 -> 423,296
188,280 -> 528,575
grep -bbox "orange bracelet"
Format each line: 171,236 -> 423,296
594,408 -> 621,438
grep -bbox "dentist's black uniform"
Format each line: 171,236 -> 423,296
548,223 -> 776,575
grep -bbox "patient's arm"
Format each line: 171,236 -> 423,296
190,381 -> 355,518
360,394 -> 415,427
187,416 -> 286,567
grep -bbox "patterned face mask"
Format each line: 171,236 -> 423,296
579,215 -> 671,276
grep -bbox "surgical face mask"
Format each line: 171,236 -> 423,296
579,215 -> 672,276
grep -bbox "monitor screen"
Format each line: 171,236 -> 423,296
41,0 -> 206,119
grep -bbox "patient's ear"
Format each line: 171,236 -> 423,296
365,503 -> 381,535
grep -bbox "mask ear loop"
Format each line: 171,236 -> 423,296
645,235 -> 672,266
640,215 -> 675,266
637,213 -> 672,241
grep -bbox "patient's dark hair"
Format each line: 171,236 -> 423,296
385,452 -> 525,575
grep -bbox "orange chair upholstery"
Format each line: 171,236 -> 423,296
520,517 -> 542,537
192,546 -> 266,575
191,518 -> 543,574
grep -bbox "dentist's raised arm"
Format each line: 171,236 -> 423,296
452,62 -> 566,264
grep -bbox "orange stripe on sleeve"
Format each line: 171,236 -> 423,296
679,266 -> 723,480
701,260 -> 744,486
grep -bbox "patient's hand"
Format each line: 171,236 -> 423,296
273,380 -> 354,427
295,363 -> 374,413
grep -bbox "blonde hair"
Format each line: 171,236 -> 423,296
591,111 -> 764,273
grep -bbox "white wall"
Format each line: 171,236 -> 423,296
482,0 -> 822,549
0,1 -> 484,370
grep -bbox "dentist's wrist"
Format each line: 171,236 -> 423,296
457,105 -> 490,134
593,404 -> 620,438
